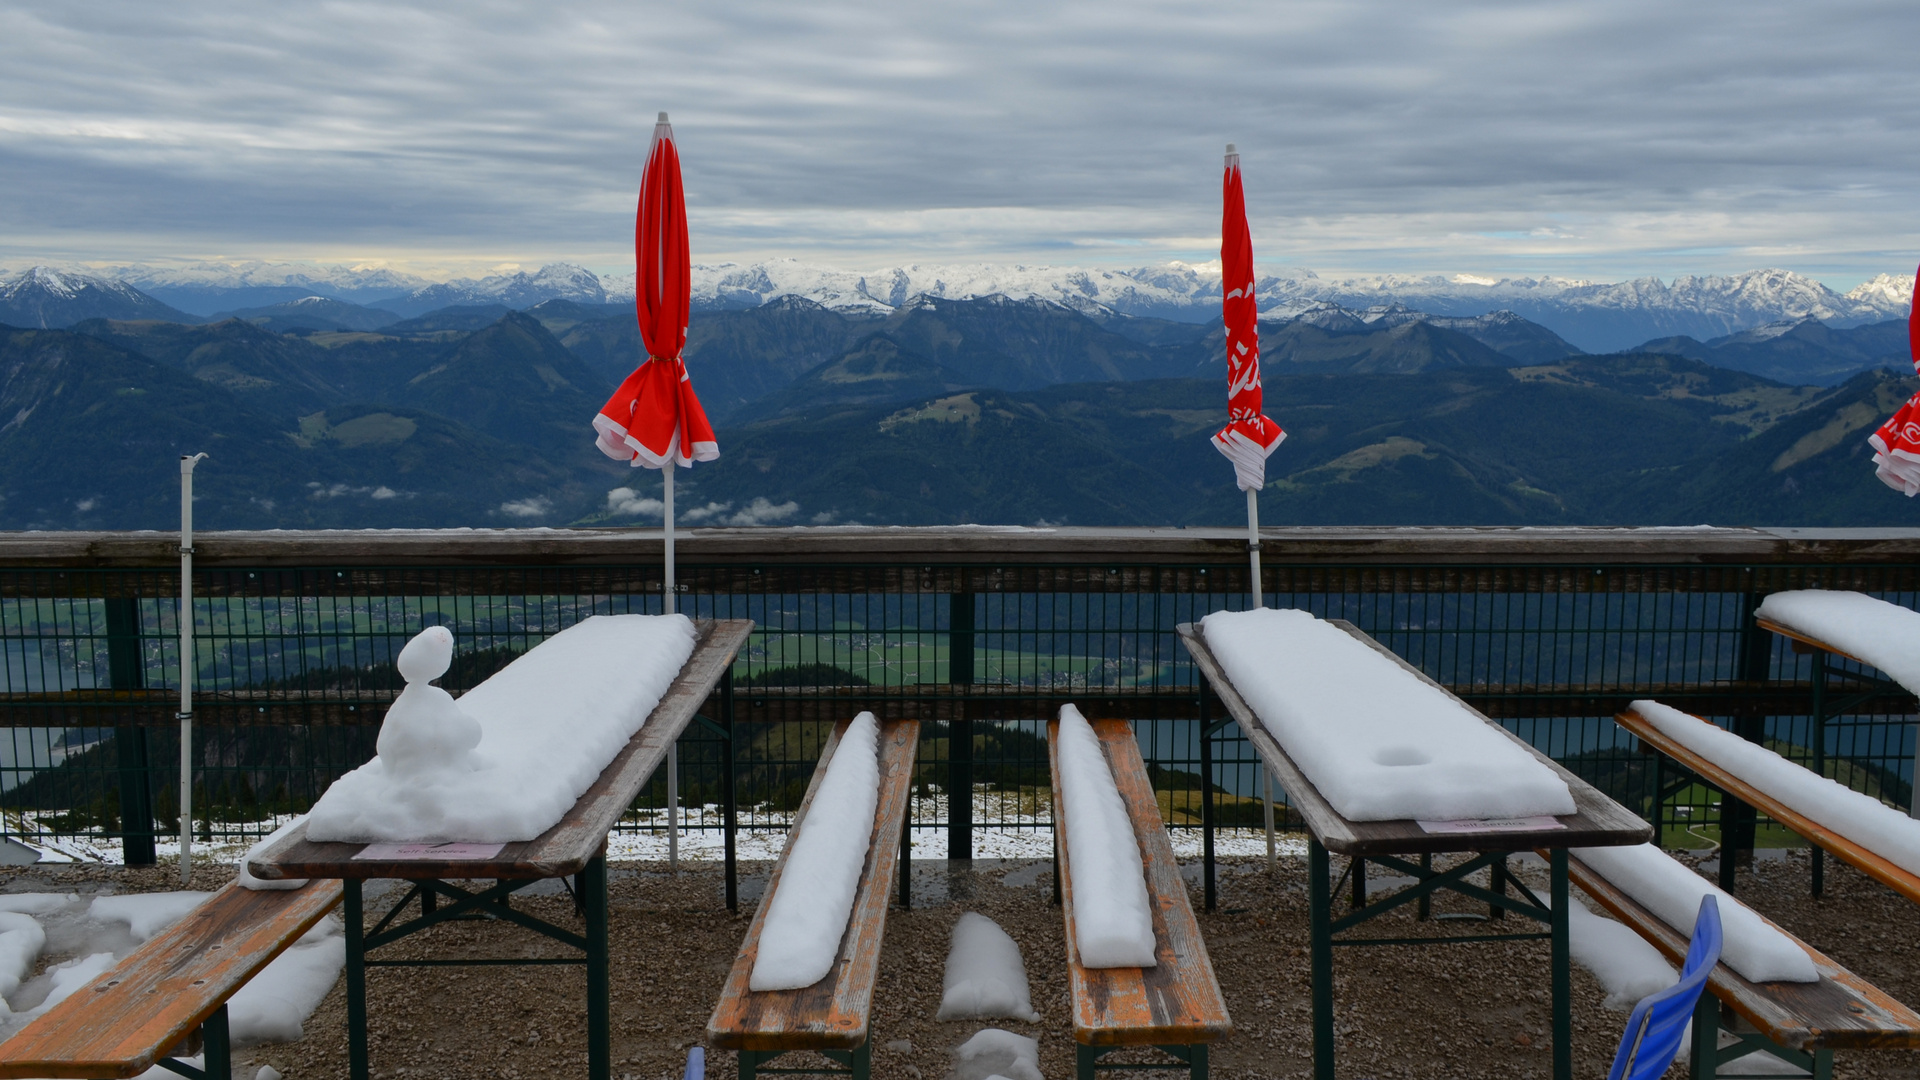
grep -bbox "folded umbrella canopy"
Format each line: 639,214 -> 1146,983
1211,144 -> 1285,606
1868,265 -> 1920,496
595,112 -> 719,471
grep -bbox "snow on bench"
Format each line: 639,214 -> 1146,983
1573,843 -> 1815,984
1048,706 -> 1231,1080
707,714 -> 920,1080
0,879 -> 343,1080
1567,852 -> 1920,1076
1198,608 -> 1575,822
1619,701 -> 1920,906
1755,590 -> 1920,696
307,614 -> 698,843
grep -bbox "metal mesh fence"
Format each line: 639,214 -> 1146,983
0,558 -> 1913,862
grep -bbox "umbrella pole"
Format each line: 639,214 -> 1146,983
1245,486 -> 1264,609
178,452 -> 206,885
663,463 -> 678,870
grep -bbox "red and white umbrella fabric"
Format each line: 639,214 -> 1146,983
593,113 -> 719,470
1868,265 -> 1920,496
1210,144 -> 1285,492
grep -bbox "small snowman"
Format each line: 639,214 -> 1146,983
376,626 -> 482,777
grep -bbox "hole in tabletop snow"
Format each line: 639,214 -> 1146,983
1372,746 -> 1431,767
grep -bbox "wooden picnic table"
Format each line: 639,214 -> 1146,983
248,617 -> 754,1080
1179,618 -> 1651,1080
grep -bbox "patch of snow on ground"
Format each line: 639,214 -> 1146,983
1056,705 -> 1156,968
949,1027 -> 1044,1080
750,712 -> 880,991
1199,608 -> 1575,821
938,912 -> 1040,1022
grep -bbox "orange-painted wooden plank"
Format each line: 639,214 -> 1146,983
1051,716 -> 1232,1048
0,879 -> 342,1079
707,717 -> 919,1052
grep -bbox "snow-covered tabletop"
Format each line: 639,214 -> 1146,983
307,614 -> 698,844
1195,608 -> 1576,823
251,618 -> 753,880
1755,590 -> 1920,696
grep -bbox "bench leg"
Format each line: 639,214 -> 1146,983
203,1003 -> 230,1080
1550,848 -> 1571,1080
346,878 -> 370,1080
584,854 -> 611,1080
737,1044 -> 868,1080
1308,837 -> 1334,1080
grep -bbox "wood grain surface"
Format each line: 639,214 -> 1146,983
1050,715 -> 1232,1048
1755,617 -> 1878,669
1567,854 -> 1920,1051
707,716 -> 919,1052
1177,620 -> 1650,856
247,618 -> 753,881
0,879 -> 343,1079
1615,704 -> 1920,906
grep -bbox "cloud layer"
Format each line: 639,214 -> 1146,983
4,1 -> 1918,283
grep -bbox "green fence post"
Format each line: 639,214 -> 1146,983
948,590 -> 974,862
105,596 -> 156,865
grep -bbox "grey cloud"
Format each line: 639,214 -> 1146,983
1,1 -> 1917,281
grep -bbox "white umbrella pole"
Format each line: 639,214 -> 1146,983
663,462 -> 677,868
178,452 -> 206,885
1263,768 -> 1276,870
1245,487 -> 1264,609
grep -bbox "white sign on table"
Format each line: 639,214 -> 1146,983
352,842 -> 506,861
1416,815 -> 1566,835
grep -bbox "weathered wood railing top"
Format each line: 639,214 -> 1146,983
1,524 -> 1918,570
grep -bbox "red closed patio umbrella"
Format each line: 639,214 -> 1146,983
1868,265 -> 1920,496
594,112 -> 719,611
1210,143 -> 1285,606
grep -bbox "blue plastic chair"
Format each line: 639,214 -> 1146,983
1607,894 -> 1724,1080
684,1045 -> 705,1080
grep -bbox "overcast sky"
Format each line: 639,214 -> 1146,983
3,0 -> 1917,286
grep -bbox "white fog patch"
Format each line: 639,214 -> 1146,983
810,510 -> 837,524
73,497 -> 96,512
498,496 -> 551,519
681,498 -> 801,527
605,487 -> 664,517
371,486 -> 397,500
306,482 -> 407,501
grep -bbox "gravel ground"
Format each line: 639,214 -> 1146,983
5,846 -> 1920,1079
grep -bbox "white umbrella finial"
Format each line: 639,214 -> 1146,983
659,111 -> 669,122
1225,143 -> 1236,154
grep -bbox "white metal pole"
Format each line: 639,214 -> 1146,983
663,460 -> 678,867
663,466 -> 676,616
178,452 -> 206,885
1263,768 -> 1276,870
1246,487 -> 1263,609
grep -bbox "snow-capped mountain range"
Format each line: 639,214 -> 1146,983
3,258 -> 1911,353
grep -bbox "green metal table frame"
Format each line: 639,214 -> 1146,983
343,857 -> 612,1080
1307,841 -> 1573,1080
151,1004 -> 231,1080
1688,994 -> 1832,1079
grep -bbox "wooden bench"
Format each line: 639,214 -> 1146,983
1048,714 -> 1232,1080
0,878 -> 343,1079
1752,613 -> 1918,896
1568,853 -> 1920,1078
1616,703 -> 1920,907
707,716 -> 919,1080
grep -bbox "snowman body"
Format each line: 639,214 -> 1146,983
377,626 -> 482,777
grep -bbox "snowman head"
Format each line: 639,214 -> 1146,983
395,625 -> 455,685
